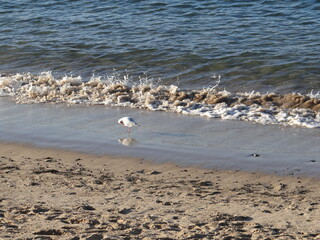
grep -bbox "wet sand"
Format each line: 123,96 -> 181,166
1,141 -> 319,239
1,97 -> 320,177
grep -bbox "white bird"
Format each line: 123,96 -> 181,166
118,117 -> 140,134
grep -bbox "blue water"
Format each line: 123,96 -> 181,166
1,0 -> 320,93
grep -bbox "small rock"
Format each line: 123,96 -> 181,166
262,210 -> 272,213
251,153 -> 260,157
30,182 -> 40,186
82,205 -> 95,211
118,208 -> 132,214
148,171 -> 161,175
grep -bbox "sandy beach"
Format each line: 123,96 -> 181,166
0,141 -> 319,240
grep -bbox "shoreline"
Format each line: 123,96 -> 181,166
1,96 -> 320,177
1,72 -> 320,128
1,141 -> 319,239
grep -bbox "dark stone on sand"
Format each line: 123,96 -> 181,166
30,182 -> 40,186
262,210 -> 272,213
82,205 -> 96,211
149,170 -> 161,175
118,208 -> 133,214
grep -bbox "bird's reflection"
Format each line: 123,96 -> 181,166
118,137 -> 138,146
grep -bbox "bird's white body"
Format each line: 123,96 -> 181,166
118,117 -> 140,133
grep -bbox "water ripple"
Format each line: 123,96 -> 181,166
0,0 -> 320,93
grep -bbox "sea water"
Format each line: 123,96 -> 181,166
1,1 -> 320,93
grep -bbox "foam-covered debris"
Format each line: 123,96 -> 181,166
1,72 -> 319,128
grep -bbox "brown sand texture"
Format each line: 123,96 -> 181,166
0,142 -> 320,240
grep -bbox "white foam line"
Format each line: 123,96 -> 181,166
1,71 -> 320,128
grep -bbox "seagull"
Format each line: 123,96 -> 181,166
118,117 -> 140,134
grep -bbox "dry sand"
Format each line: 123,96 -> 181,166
0,142 -> 319,240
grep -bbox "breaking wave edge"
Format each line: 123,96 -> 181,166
1,71 -> 320,128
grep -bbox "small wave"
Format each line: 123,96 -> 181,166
1,72 -> 320,128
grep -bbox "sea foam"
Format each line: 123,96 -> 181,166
1,72 -> 319,128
